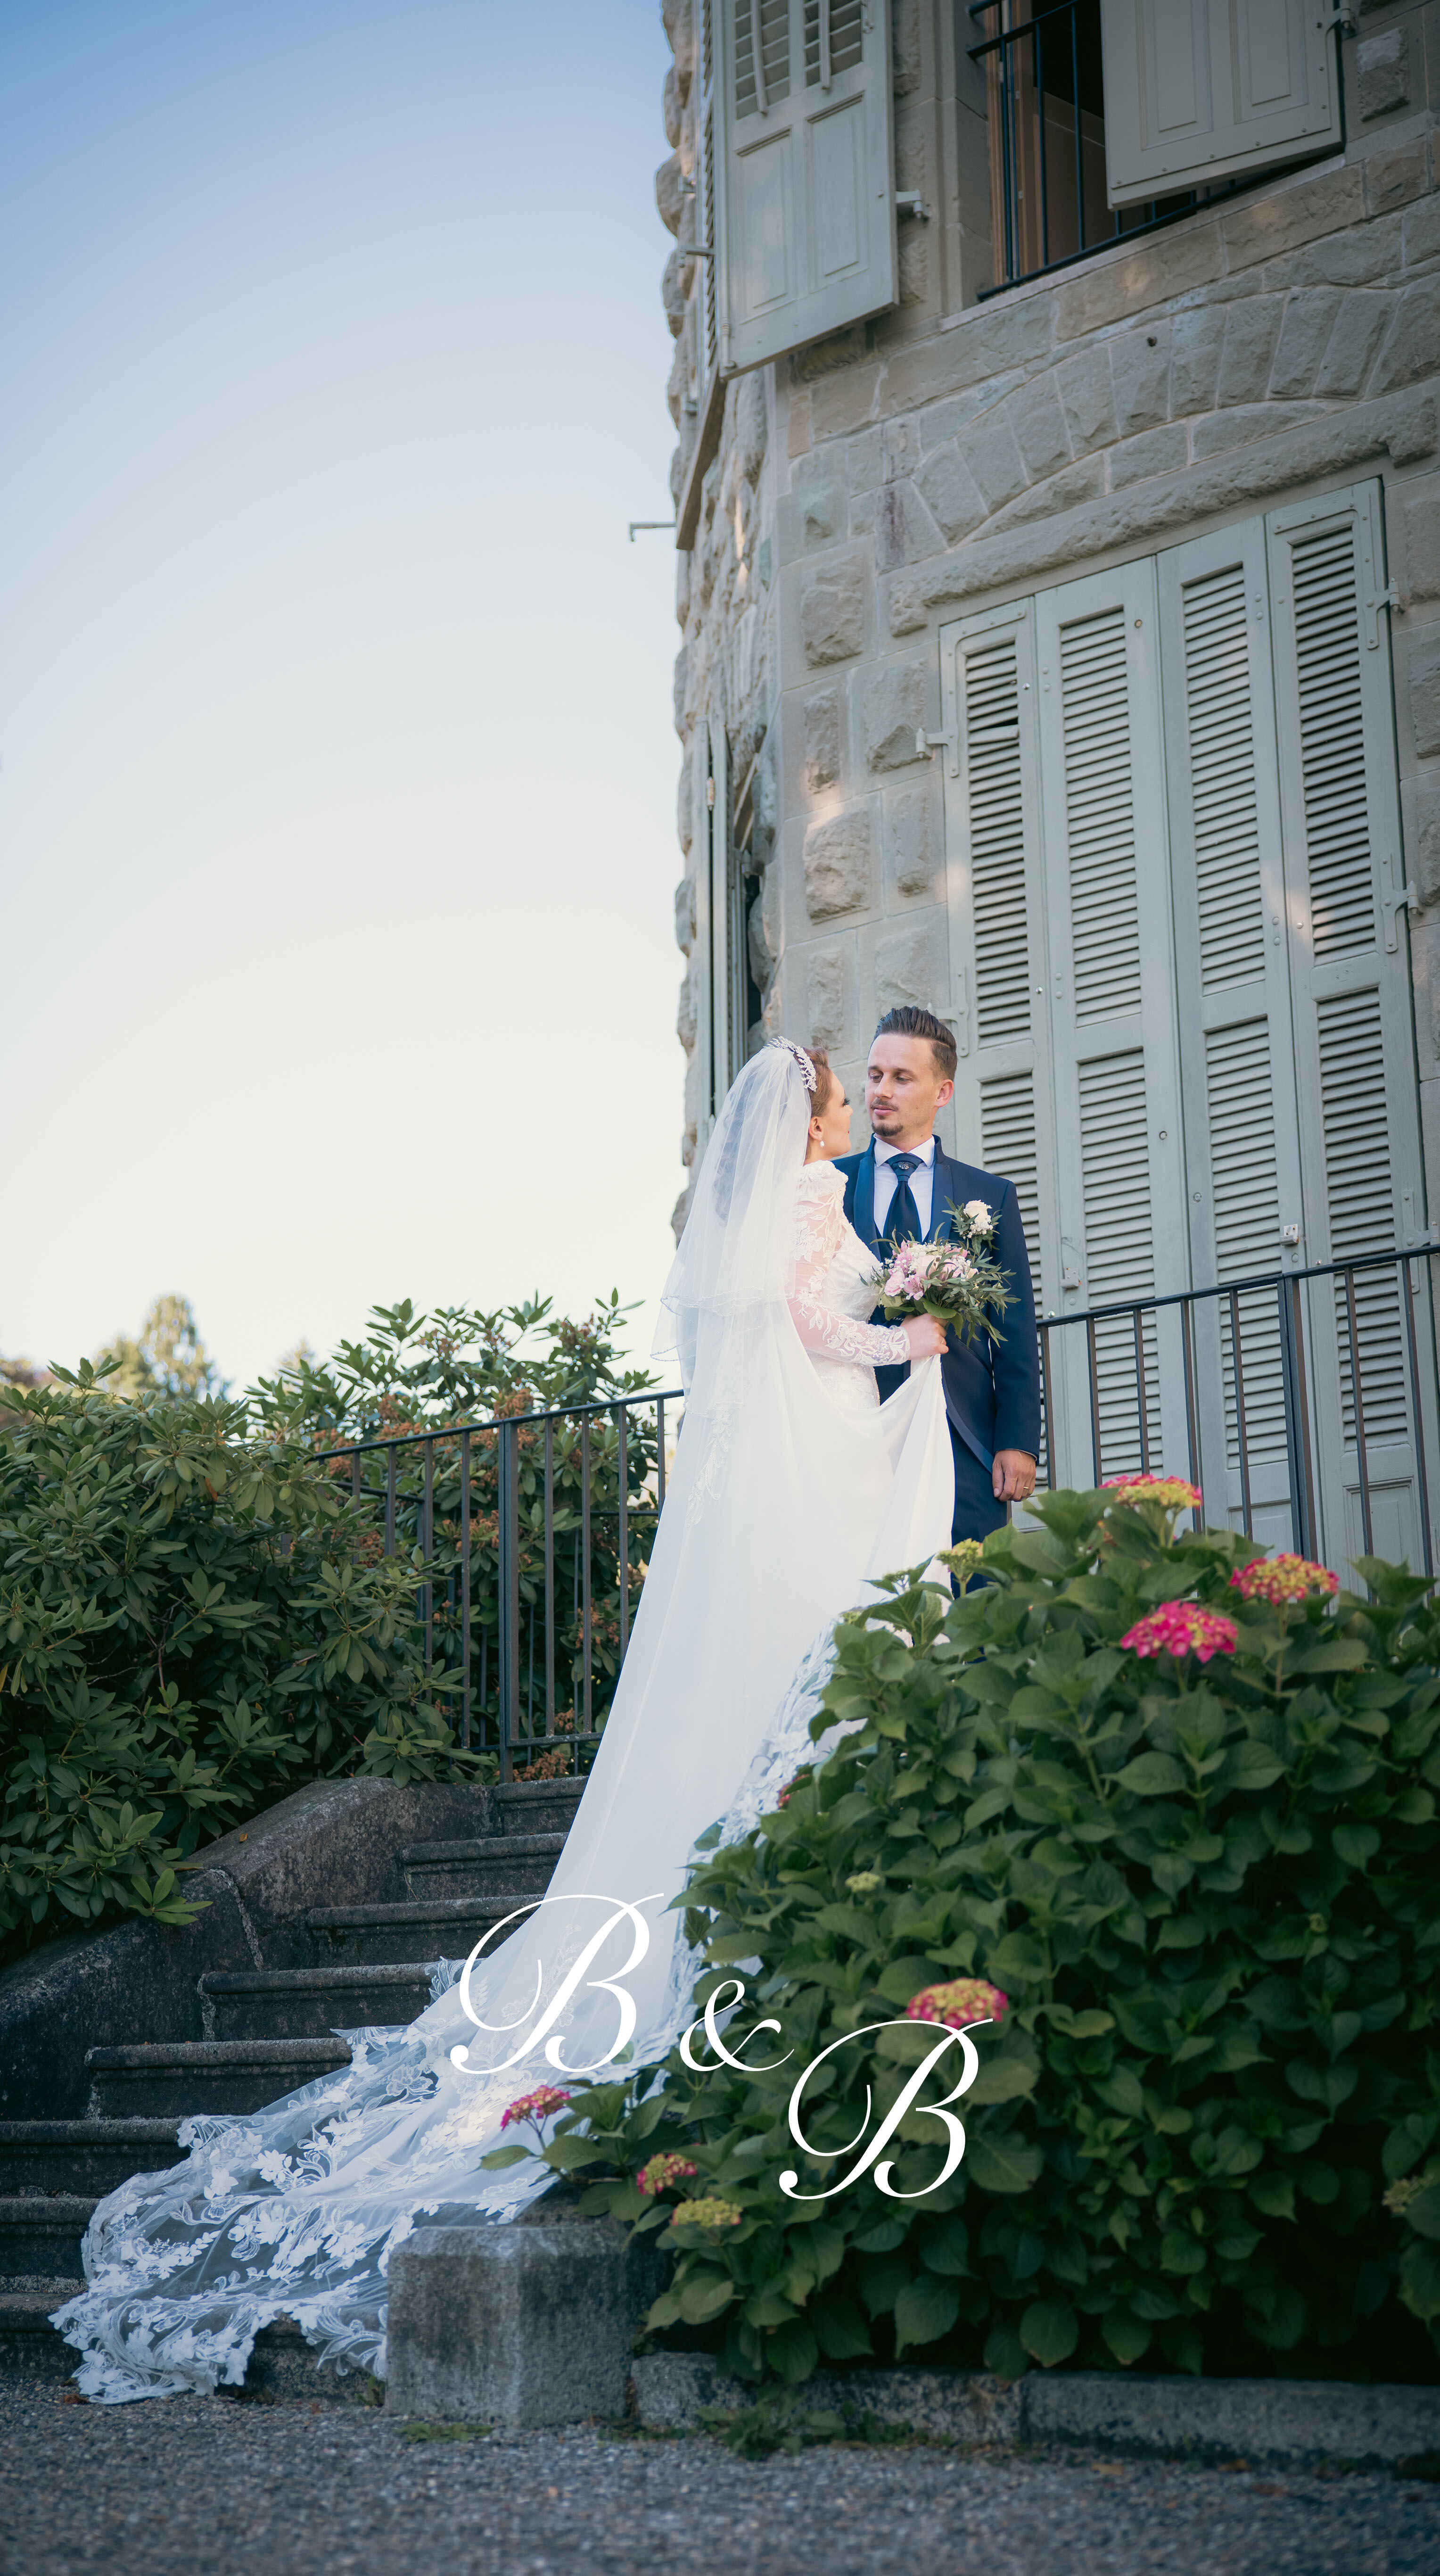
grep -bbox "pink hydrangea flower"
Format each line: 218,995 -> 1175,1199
1120,1601 -> 1238,1662
907,1976 -> 1008,2030
637,2152 -> 699,2196
499,2083 -> 571,2132
1103,1473 -> 1203,1512
1229,1553 -> 1338,1604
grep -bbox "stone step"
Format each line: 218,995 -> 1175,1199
306,1891 -> 548,1967
0,2289 -> 375,2399
0,2120 -> 181,2196
492,1778 -> 584,1836
198,1963 -> 435,2042
0,2282 -> 82,2384
398,1830 -> 567,1902
0,2196 -> 94,2282
85,2038 -> 351,2121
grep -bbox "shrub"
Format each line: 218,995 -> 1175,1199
0,1292 -> 658,1964
528,1485 -> 1440,2387
0,1367 -> 478,1962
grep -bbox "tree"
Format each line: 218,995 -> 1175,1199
97,1294 -> 224,1403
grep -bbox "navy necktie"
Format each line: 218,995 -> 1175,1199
883,1152 -> 922,1247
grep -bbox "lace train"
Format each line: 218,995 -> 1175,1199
52,1632 -> 838,2405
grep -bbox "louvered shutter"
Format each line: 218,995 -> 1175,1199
1158,518 -> 1307,1544
1098,0 -> 1342,209
677,1 -> 729,551
716,0 -> 897,375
1034,559 -> 1192,1485
938,603 -> 1056,1474
1265,480 -> 1435,1570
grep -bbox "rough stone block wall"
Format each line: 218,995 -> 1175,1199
659,0 -> 1440,1209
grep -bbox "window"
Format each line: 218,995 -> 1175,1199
971,0 -> 1346,294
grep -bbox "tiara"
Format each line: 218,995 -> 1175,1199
771,1038 -> 818,1095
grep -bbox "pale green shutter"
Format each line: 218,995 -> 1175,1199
1035,559 -> 1191,1484
1158,517 -> 1306,1544
1098,0 -> 1342,210
939,597 -> 1054,1347
1266,480 -> 1434,1570
677,1 -> 727,550
718,0 -> 897,375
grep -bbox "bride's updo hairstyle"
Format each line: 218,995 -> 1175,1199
805,1046 -> 835,1116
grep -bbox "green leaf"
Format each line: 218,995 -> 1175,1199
1116,1752 -> 1187,1795
965,2132 -> 1044,2195
893,2273 -> 961,2356
1332,1823 -> 1381,1868
677,2272 -> 736,2325
1403,2185 -> 1440,2243
1020,2298 -> 1078,2367
1287,1637 -> 1369,1675
1101,2309 -> 1152,2365
1248,2172 -> 1296,2221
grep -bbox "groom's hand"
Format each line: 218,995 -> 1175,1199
993,1449 -> 1037,1504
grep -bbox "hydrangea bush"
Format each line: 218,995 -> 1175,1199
523,1484 -> 1440,2388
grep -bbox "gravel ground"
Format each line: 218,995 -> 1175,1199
2,2385 -> 1438,2576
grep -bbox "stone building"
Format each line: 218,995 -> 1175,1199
658,0 -> 1440,1566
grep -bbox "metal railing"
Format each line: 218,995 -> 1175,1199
319,1389 -> 682,1780
1036,1249 -> 1440,1578
312,1250 -> 1438,1775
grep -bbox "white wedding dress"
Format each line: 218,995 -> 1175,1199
55,1045 -> 954,2403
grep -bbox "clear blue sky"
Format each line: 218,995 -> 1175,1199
0,0 -> 683,1390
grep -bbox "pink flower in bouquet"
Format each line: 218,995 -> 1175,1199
1229,1552 -> 1338,1605
1120,1601 -> 1238,1662
907,1976 -> 1008,2030
499,2083 -> 571,2132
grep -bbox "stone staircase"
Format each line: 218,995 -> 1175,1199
0,1775 -> 583,2387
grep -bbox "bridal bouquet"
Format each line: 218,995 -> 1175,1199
870,1198 -> 1011,1349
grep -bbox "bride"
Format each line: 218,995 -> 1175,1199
57,1037 -> 955,2402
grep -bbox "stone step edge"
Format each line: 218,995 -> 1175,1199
85,2040 -> 351,2071
0,2122 -> 181,2148
198,1965 -> 434,1995
306,1892 -> 548,1931
398,1833 -> 567,1865
0,2197 -> 96,2226
629,2353 -> 1440,2471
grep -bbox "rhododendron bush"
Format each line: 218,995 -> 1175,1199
527,1486 -> 1440,2391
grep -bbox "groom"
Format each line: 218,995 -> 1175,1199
836,1006 -> 1041,1545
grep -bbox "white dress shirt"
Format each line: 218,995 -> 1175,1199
873,1133 -> 937,1237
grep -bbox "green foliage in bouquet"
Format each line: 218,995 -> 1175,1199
0,1363 -> 480,1963
519,1485 -> 1440,2386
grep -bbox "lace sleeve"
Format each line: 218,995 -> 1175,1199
788,1179 -> 912,1367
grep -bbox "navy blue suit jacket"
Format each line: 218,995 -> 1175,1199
836,1141 -> 1042,1473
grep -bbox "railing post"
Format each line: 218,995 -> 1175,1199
617,1403 -> 630,1657
1277,1276 -> 1314,1562
1342,1265 -> 1374,1562
459,1429 -> 472,1753
497,1418 -> 520,1782
421,1436 -> 434,1672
